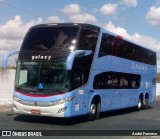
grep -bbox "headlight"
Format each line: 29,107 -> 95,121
13,96 -> 22,102
51,95 -> 76,106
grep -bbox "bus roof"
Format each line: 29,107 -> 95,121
33,22 -> 100,29
31,23 -> 156,53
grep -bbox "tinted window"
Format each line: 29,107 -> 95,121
70,55 -> 92,90
93,71 -> 141,89
78,26 -> 99,52
98,33 -> 156,65
21,26 -> 79,51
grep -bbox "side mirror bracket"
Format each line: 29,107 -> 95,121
66,50 -> 92,70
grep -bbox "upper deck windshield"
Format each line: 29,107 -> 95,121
21,26 -> 79,52
20,24 -> 100,54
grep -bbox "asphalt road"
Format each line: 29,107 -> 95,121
0,101 -> 160,138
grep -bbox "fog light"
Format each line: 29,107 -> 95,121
13,96 -> 21,102
58,107 -> 67,113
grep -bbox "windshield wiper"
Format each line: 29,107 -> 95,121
16,85 -> 38,91
45,88 -> 67,94
15,86 -> 27,91
15,86 -> 22,90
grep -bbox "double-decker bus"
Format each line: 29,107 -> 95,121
12,23 -> 156,120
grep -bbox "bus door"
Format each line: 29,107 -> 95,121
70,66 -> 87,115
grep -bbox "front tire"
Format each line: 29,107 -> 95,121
89,101 -> 100,120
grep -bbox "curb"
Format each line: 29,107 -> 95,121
157,95 -> 160,100
0,104 -> 12,112
0,99 -> 13,112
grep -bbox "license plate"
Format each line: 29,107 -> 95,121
31,110 -> 41,114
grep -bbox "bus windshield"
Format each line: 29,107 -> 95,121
21,26 -> 79,51
15,61 -> 70,95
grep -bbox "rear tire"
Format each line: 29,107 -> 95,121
143,98 -> 148,109
89,100 -> 100,120
96,102 -> 101,119
137,98 -> 143,111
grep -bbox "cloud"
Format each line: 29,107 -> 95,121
104,21 -> 129,38
100,3 -> 118,15
63,4 -> 80,14
0,16 -> 42,40
121,0 -> 137,8
0,16 -> 43,66
69,13 -> 97,23
146,6 -> 160,26
46,16 -> 64,23
62,3 -> 97,23
104,21 -> 160,50
104,21 -> 160,71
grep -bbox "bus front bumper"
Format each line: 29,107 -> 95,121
13,100 -> 68,117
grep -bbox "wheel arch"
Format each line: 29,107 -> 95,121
88,93 -> 101,113
139,92 -> 144,100
145,92 -> 149,99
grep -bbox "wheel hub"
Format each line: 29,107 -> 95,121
90,104 -> 96,115
138,99 -> 142,108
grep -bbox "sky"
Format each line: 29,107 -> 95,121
0,0 -> 160,70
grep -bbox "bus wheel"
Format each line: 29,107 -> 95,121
137,98 -> 143,111
143,98 -> 148,109
89,101 -> 100,120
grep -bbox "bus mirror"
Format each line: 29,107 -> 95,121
2,50 -> 19,69
66,50 -> 92,70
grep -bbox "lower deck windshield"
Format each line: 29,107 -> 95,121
15,61 -> 70,95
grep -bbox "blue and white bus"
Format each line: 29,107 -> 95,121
13,23 -> 156,120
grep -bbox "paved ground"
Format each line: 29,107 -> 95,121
0,101 -> 160,130
0,101 -> 160,139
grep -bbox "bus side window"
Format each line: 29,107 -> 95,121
94,72 -> 141,89
98,34 -> 107,57
73,69 -> 85,88
78,27 -> 99,52
98,34 -> 113,57
131,80 -> 137,88
75,72 -> 82,87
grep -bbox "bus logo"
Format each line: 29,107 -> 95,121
34,102 -> 38,106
